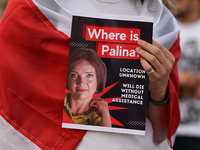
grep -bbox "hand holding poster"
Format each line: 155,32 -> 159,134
62,12 -> 153,135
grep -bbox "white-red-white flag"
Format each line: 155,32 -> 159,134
0,0 -> 180,149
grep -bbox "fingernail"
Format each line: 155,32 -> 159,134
137,39 -> 142,44
136,47 -> 141,51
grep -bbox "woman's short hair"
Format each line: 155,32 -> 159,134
67,48 -> 107,94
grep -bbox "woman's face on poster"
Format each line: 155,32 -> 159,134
68,60 -> 98,101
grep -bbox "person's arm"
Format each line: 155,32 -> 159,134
136,39 -> 175,144
90,97 -> 112,127
179,71 -> 200,98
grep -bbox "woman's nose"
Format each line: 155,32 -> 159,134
77,76 -> 86,85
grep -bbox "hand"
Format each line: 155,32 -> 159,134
90,97 -> 111,127
136,39 -> 175,101
90,97 -> 110,116
179,71 -> 200,97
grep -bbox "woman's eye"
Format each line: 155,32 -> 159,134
87,74 -> 94,78
71,73 -> 78,78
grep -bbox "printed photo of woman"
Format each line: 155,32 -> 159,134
64,48 -> 111,127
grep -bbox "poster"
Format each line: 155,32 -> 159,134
62,12 -> 153,135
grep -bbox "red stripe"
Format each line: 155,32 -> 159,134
167,34 -> 181,148
0,0 -> 86,149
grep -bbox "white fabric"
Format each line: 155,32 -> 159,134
89,0 -> 142,15
33,0 -> 179,49
0,115 -> 41,150
177,20 -> 200,137
76,118 -> 161,150
1,0 -> 179,150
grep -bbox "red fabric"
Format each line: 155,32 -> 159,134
167,35 -> 181,148
0,0 -> 180,149
0,0 -> 86,149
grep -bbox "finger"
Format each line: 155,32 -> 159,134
89,99 -> 97,107
153,41 -> 175,73
140,57 -> 159,77
137,40 -> 175,75
89,97 -> 102,107
153,40 -> 174,61
137,39 -> 167,64
136,46 -> 163,72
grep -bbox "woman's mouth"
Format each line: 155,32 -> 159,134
76,89 -> 87,92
